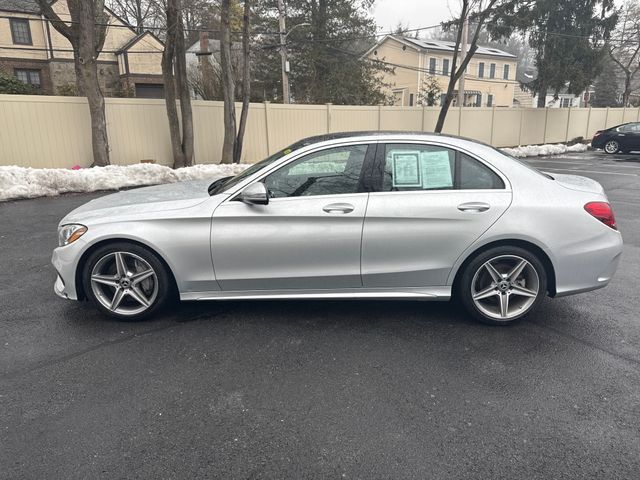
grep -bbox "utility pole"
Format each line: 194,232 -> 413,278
277,0 -> 290,104
457,15 -> 468,107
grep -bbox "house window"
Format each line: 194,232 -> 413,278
487,94 -> 494,107
429,58 -> 436,74
560,97 -> 572,108
442,58 -> 450,76
409,93 -> 414,106
503,64 -> 510,80
489,63 -> 496,79
478,62 -> 485,78
14,69 -> 41,87
10,18 -> 32,45
393,90 -> 404,106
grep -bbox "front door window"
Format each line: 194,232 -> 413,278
264,145 -> 368,198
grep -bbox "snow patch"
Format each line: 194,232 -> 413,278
0,142 -> 590,202
501,143 -> 588,158
0,163 -> 249,202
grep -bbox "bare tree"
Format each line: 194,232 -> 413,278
188,56 -> 223,100
37,0 -> 110,166
219,0 -> 251,164
609,0 -> 640,106
435,0 -> 510,133
162,0 -> 195,168
234,0 -> 251,164
219,0 -> 236,164
106,0 -> 159,33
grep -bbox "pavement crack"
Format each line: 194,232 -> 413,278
532,321 -> 640,369
0,322 -> 175,381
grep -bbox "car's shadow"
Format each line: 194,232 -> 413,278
75,295 -> 569,333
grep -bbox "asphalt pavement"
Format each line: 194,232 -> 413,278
1,150 -> 639,479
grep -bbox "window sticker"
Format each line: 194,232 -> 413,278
391,151 -> 422,187
420,151 -> 453,189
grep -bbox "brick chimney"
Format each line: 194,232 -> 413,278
199,31 -> 209,56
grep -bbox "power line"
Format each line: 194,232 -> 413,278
0,13 -> 444,40
2,12 -> 637,46
0,45 -> 243,54
0,14 -> 279,36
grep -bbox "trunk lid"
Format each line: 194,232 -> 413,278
546,173 -> 605,195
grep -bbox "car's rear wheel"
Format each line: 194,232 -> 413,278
604,140 -> 620,154
458,246 -> 547,325
82,242 -> 174,321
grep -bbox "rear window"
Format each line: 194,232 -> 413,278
380,144 -> 504,191
493,148 -> 554,180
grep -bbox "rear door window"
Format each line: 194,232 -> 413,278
377,143 -> 504,191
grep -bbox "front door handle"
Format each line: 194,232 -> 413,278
323,203 -> 355,214
458,202 -> 490,213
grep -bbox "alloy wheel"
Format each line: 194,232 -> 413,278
470,255 -> 540,321
604,140 -> 619,154
90,251 -> 159,316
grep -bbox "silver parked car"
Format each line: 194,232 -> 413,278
52,132 -> 622,325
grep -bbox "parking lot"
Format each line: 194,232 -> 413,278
1,150 -> 639,479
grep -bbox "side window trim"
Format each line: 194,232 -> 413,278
370,141 -> 508,193
223,141 -> 375,202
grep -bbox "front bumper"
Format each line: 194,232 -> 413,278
590,137 -> 605,149
54,274 -> 70,299
51,240 -> 87,301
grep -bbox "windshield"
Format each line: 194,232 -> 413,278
209,143 -> 303,195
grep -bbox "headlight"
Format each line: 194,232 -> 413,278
58,224 -> 87,247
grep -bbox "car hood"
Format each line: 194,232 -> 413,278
61,180 -> 212,225
548,173 -> 605,195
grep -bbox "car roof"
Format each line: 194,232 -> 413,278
291,131 -> 492,150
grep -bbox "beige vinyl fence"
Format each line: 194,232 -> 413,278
1,94 -> 638,168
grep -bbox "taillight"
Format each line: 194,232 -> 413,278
584,202 -> 617,230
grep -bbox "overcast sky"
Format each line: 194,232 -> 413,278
372,0 -> 456,34
371,0 -> 625,35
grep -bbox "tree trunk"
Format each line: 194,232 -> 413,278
537,76 -> 548,108
77,3 -> 109,166
38,0 -> 109,166
73,54 -> 85,96
175,17 -> 194,168
233,0 -> 251,164
435,46 -> 477,132
161,7 -> 185,169
623,74 -> 631,106
435,86 -> 456,133
162,0 -> 194,169
81,61 -> 110,167
220,0 -> 236,164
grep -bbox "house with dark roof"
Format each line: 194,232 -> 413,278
365,35 -> 519,107
0,0 -> 165,97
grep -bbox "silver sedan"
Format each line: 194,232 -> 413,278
52,132 -> 623,325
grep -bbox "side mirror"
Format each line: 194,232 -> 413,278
239,182 -> 269,205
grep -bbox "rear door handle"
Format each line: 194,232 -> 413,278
323,203 -> 355,214
458,202 -> 490,213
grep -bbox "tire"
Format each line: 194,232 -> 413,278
604,140 -> 620,154
457,246 -> 547,326
82,242 -> 175,321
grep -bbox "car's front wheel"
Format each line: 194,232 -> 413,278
604,139 -> 620,154
82,242 -> 174,321
458,246 -> 547,325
